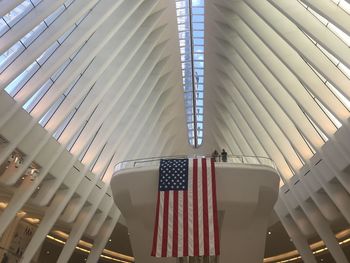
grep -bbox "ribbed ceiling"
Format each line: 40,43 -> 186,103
0,0 -> 189,183
204,0 -> 350,183
2,0 -> 350,261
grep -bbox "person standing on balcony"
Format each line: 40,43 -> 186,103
211,150 -> 219,162
221,149 -> 227,162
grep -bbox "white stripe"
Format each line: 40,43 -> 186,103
178,191 -> 184,257
167,191 -> 174,257
207,159 -> 215,255
188,158 -> 194,256
198,158 -> 204,255
156,192 -> 164,257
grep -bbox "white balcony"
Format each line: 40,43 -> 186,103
111,156 -> 280,263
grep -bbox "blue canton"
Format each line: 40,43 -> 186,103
159,159 -> 188,191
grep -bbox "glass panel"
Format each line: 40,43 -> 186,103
5,62 -> 40,96
193,30 -> 204,38
193,38 -> 204,45
3,1 -> 33,27
192,0 -> 204,6
21,22 -> 47,47
192,23 -> 204,30
192,7 -> 204,15
176,0 -> 205,147
51,59 -> 71,81
37,41 -> 60,65
338,0 -> 350,14
192,15 -> 204,22
193,53 -> 204,61
58,24 -> 76,44
32,0 -> 43,6
39,95 -> 64,126
177,8 -> 188,16
0,19 -> 10,37
64,0 -> 75,7
197,84 -> 203,91
23,79 -> 53,112
196,99 -> 203,106
53,110 -> 75,139
194,61 -> 204,68
193,45 -> 204,53
0,42 -> 25,73
45,5 -> 65,26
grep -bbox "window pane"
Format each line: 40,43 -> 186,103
176,0 -> 205,147
192,22 -> 204,30
192,7 -> 204,15
3,1 -> 33,27
192,15 -> 204,22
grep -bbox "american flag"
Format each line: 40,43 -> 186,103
151,158 -> 220,257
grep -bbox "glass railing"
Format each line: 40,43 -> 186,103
114,154 -> 277,174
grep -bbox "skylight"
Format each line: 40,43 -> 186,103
175,0 -> 205,147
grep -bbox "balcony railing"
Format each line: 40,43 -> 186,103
114,155 -> 277,174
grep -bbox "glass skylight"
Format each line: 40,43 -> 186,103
176,0 -> 205,147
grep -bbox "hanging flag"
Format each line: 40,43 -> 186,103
151,158 -> 220,257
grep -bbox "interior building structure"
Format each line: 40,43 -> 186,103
0,0 -> 350,262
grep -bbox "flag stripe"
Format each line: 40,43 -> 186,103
162,191 -> 169,257
172,191 -> 178,257
167,191 -> 174,257
156,192 -> 164,257
178,191 -> 184,256
193,158 -> 199,256
202,158 -> 210,255
183,190 -> 188,256
198,159 -> 204,255
211,158 -> 220,254
188,159 -> 193,256
152,158 -> 219,257
151,191 -> 161,256
207,160 -> 215,255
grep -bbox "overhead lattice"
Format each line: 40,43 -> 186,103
2,0 -> 350,262
175,0 -> 205,147
0,0 -> 189,182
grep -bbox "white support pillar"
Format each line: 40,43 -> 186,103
56,185 -> 109,263
275,199 -> 317,263
86,207 -> 120,263
302,200 -> 348,263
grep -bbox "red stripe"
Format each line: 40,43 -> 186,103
193,159 -> 199,256
183,191 -> 188,256
202,158 -> 209,255
151,192 -> 161,256
172,191 -> 178,257
162,192 -> 169,257
211,158 -> 220,254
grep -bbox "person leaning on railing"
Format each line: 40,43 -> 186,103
221,149 -> 227,162
211,150 -> 219,162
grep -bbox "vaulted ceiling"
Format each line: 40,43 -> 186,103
1,0 -> 350,261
